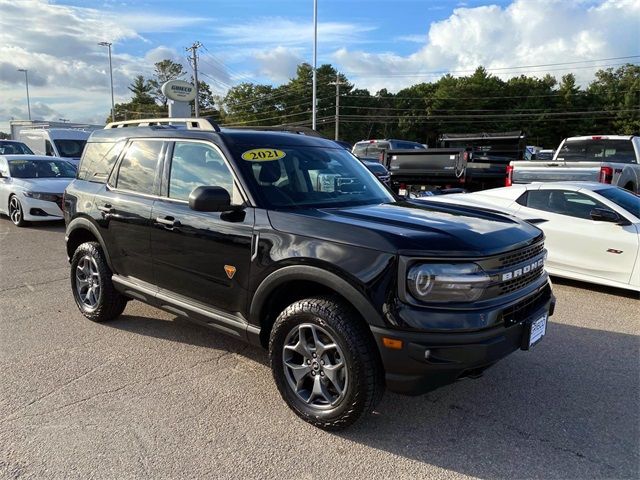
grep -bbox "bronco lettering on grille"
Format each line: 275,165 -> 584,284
501,258 -> 544,281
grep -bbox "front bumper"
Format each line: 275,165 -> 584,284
21,197 -> 64,221
371,283 -> 555,395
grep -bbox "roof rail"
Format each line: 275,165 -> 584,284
224,125 -> 323,138
105,117 -> 221,132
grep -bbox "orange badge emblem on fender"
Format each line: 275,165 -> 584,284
224,265 -> 237,279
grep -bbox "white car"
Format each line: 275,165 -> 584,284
0,155 -> 76,227
422,182 -> 640,292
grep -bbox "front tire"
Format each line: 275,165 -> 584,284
269,296 -> 384,430
9,195 -> 27,227
70,242 -> 127,322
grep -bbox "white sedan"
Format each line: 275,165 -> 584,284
422,182 -> 640,292
0,155 -> 76,227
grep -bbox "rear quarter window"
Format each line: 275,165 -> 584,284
78,141 -> 126,182
559,140 -> 636,164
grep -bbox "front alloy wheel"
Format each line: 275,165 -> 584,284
9,196 -> 26,227
283,323 -> 348,409
270,296 -> 384,430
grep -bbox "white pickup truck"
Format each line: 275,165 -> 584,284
508,135 -> 640,193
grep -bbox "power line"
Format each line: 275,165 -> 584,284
342,56 -> 639,79
336,108 -> 639,120
341,88 -> 640,101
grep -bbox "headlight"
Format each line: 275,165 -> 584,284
23,192 -> 59,202
407,263 -> 490,303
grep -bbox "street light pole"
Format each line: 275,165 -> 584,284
17,69 -> 31,120
312,0 -> 318,130
98,42 -> 115,122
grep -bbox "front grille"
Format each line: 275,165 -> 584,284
498,243 -> 545,268
499,266 -> 544,294
501,284 -> 551,326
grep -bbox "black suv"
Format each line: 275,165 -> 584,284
64,118 -> 555,430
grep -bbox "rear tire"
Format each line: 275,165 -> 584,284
269,296 -> 384,430
8,195 -> 27,227
70,242 -> 127,322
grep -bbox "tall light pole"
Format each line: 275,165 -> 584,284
312,0 -> 318,130
17,69 -> 31,120
98,42 -> 115,122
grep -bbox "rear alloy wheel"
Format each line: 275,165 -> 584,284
9,195 -> 26,227
70,242 -> 127,322
270,296 -> 384,430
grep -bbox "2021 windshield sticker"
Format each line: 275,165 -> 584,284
241,148 -> 286,162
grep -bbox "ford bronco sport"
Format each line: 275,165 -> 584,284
64,118 -> 555,430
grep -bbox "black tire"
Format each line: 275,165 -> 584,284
8,195 -> 27,227
269,296 -> 384,430
70,241 -> 127,322
623,182 -> 636,193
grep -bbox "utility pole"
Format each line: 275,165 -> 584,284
17,69 -> 31,120
187,41 -> 202,117
98,42 -> 115,122
312,0 -> 318,130
329,73 -> 346,140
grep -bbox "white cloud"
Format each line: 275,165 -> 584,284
254,47 -> 303,83
213,18 -> 376,49
0,0 -> 213,128
334,0 -> 640,93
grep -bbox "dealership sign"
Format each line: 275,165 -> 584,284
161,80 -> 197,102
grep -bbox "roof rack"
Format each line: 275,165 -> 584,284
105,117 -> 221,132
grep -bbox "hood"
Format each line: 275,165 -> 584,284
13,177 -> 74,194
362,160 -> 389,175
268,201 -> 542,256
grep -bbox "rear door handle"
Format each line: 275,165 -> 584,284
156,216 -> 181,227
98,204 -> 113,214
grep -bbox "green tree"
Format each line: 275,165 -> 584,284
148,59 -> 187,106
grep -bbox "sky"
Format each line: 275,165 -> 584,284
0,0 -> 639,132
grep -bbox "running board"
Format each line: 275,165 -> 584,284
111,275 -> 259,342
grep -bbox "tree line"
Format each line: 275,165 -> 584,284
114,60 -> 639,149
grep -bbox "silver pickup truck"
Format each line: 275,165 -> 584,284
508,135 -> 640,193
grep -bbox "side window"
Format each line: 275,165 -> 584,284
524,190 -> 605,220
78,141 -> 125,182
45,140 -> 54,156
168,142 -> 235,201
115,140 -> 163,194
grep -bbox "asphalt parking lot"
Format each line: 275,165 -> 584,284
0,217 -> 638,479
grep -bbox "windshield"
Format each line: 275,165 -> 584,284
8,159 -> 76,178
0,141 -> 34,155
234,146 -> 394,209
595,188 -> 640,218
534,151 -> 554,161
54,139 -> 86,158
558,140 -> 636,163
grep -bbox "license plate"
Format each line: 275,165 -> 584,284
528,314 -> 547,348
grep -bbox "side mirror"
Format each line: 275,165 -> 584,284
189,186 -> 233,212
590,208 -> 628,225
